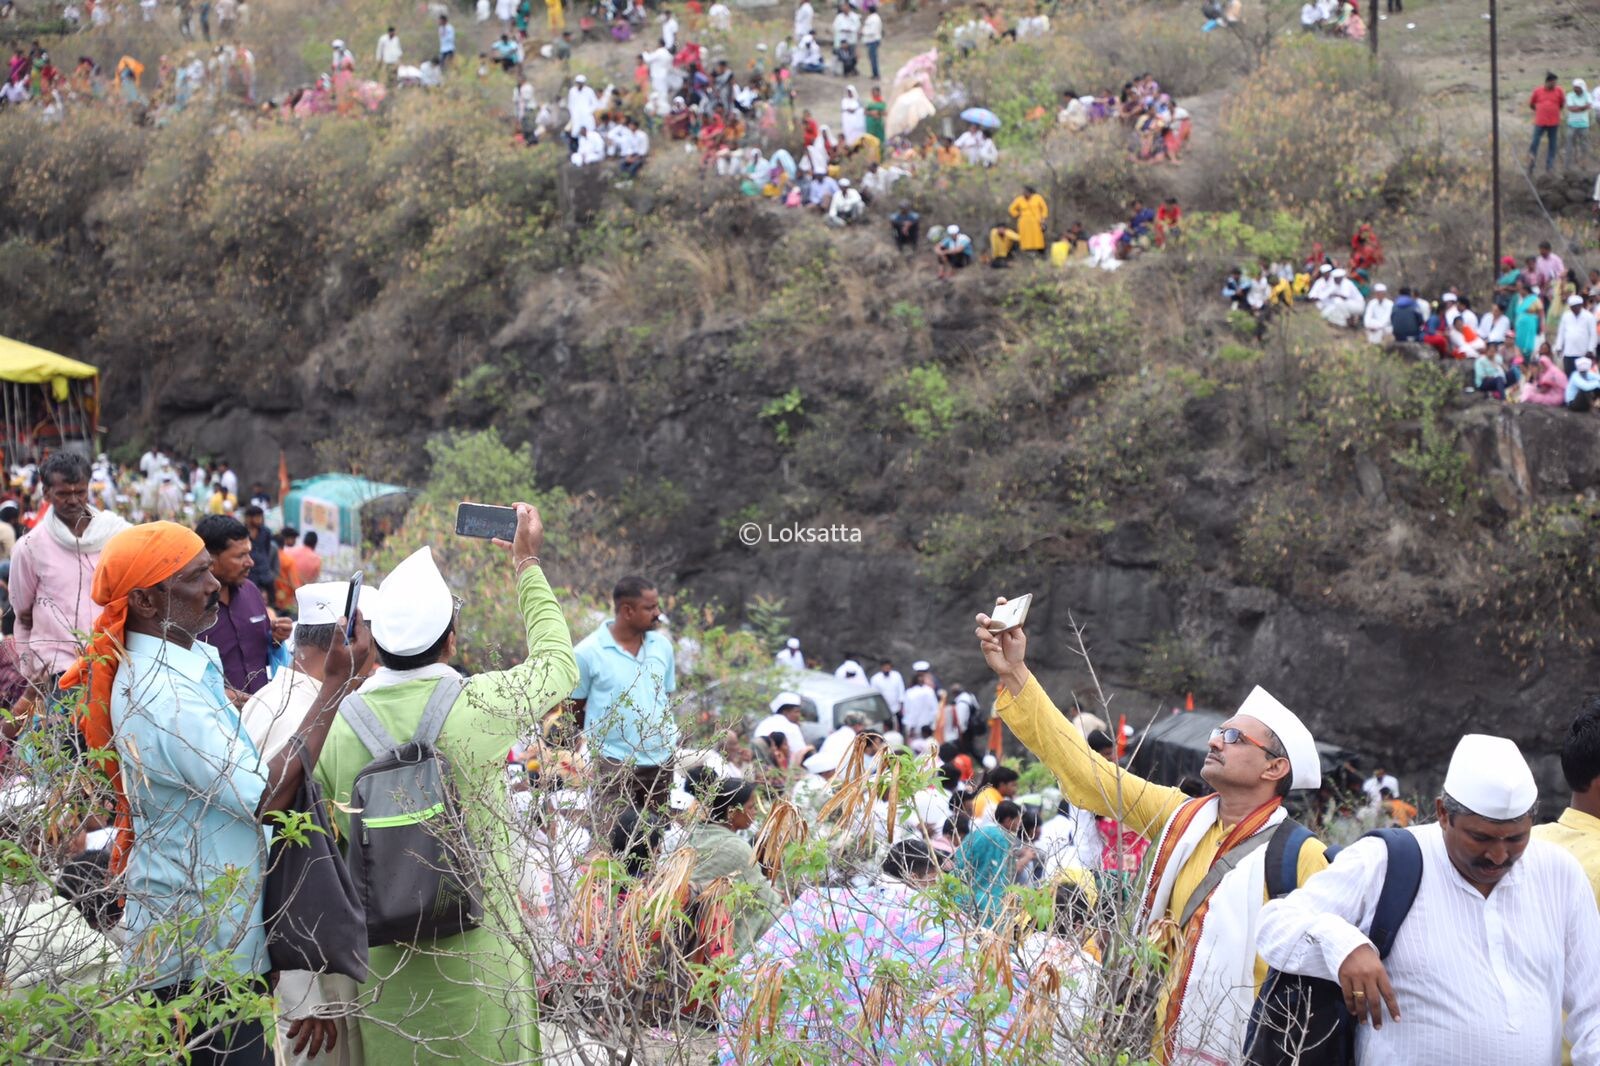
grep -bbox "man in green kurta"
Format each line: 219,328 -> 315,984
314,504 -> 577,1063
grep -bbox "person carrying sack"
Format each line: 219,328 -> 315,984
313,504 -> 577,1063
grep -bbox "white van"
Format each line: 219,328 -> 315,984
779,669 -> 893,748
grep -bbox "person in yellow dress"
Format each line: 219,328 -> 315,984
547,0 -> 564,33
1008,184 -> 1049,255
973,600 -> 1330,1064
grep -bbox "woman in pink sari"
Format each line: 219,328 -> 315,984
1521,348 -> 1568,405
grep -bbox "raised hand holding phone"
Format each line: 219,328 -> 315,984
976,595 -> 1031,693
490,503 -> 545,573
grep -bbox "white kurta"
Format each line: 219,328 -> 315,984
901,684 -> 938,734
840,93 -> 865,144
1258,824 -> 1600,1066
643,46 -> 673,100
793,1 -> 813,41
239,667 -> 320,762
805,132 -> 829,175
565,84 -> 599,134
869,669 -> 905,712
775,648 -> 806,669
1320,279 -> 1364,327
753,713 -> 807,757
1363,298 -> 1394,344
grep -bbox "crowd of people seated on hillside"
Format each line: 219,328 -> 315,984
1299,0 -> 1367,40
1221,226 -> 1600,411
1055,72 -> 1193,164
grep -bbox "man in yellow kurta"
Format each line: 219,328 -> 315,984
974,602 -> 1329,1064
1535,701 -> 1600,905
1532,702 -> 1600,1065
1007,184 -> 1048,253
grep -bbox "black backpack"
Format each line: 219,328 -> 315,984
1243,826 -> 1424,1066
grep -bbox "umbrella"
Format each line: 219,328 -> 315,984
960,106 -> 1001,130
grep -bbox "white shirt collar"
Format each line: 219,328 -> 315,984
356,661 -> 461,694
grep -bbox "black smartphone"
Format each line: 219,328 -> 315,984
455,502 -> 518,542
343,571 -> 363,641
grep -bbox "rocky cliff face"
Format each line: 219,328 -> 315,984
121,249 -> 1600,808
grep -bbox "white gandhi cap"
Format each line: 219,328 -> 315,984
1236,685 -> 1321,791
786,637 -> 800,649
295,581 -> 380,626
1443,734 -> 1536,819
769,691 -> 802,714
370,546 -> 454,657
912,659 -> 930,672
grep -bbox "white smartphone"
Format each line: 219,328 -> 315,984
985,594 -> 1032,632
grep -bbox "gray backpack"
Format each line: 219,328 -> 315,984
337,675 -> 484,946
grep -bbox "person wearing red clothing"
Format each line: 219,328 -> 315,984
1529,71 -> 1566,173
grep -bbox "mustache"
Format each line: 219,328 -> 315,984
205,592 -> 221,611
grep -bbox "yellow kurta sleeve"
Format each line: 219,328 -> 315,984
995,674 -> 1185,838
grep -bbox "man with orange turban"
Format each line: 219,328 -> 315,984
60,522 -> 354,1064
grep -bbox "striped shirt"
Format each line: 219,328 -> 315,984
1258,823 -> 1600,1065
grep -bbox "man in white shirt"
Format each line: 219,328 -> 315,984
954,124 -> 986,164
571,125 -> 606,166
1362,283 -> 1394,344
565,75 -> 599,147
1306,262 -> 1334,304
619,117 -> 649,178
1319,268 -> 1365,327
775,637 -> 806,669
827,177 -> 864,225
753,692 -> 811,763
375,26 -> 403,78
1555,293 -> 1598,373
641,43 -> 674,111
660,8 -> 679,49
1258,734 -> 1600,1066
707,0 -> 730,31
514,75 -> 536,133
901,670 -> 938,738
239,581 -> 375,1066
793,0 -> 813,43
1361,767 -> 1400,803
834,658 -> 867,684
860,8 -> 882,79
218,461 -> 239,498
869,659 -> 905,718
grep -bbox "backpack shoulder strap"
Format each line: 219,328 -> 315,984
411,673 -> 467,748
1365,828 -> 1423,959
1262,817 -> 1314,899
337,692 -> 400,760
1177,823 -> 1276,931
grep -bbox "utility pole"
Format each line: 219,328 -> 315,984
1489,0 -> 1502,276
1369,0 -> 1378,56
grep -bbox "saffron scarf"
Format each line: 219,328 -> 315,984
58,522 -> 206,876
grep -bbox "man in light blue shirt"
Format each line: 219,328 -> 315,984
437,13 -> 455,65
68,521 -> 355,1064
571,575 -> 676,825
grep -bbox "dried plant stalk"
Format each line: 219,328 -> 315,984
737,959 -> 787,1061
753,799 -> 809,878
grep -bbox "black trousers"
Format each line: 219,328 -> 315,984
152,977 -> 274,1065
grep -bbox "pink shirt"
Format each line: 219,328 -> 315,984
9,528 -> 103,676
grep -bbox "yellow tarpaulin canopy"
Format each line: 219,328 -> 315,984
0,336 -> 98,385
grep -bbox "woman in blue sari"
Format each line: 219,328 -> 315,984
1513,277 -> 1544,360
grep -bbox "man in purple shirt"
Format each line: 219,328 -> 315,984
195,514 -> 291,699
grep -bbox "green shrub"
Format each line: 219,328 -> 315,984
898,365 -> 959,440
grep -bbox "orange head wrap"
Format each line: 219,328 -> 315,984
58,522 -> 206,876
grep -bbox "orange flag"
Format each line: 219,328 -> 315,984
277,450 -> 290,507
